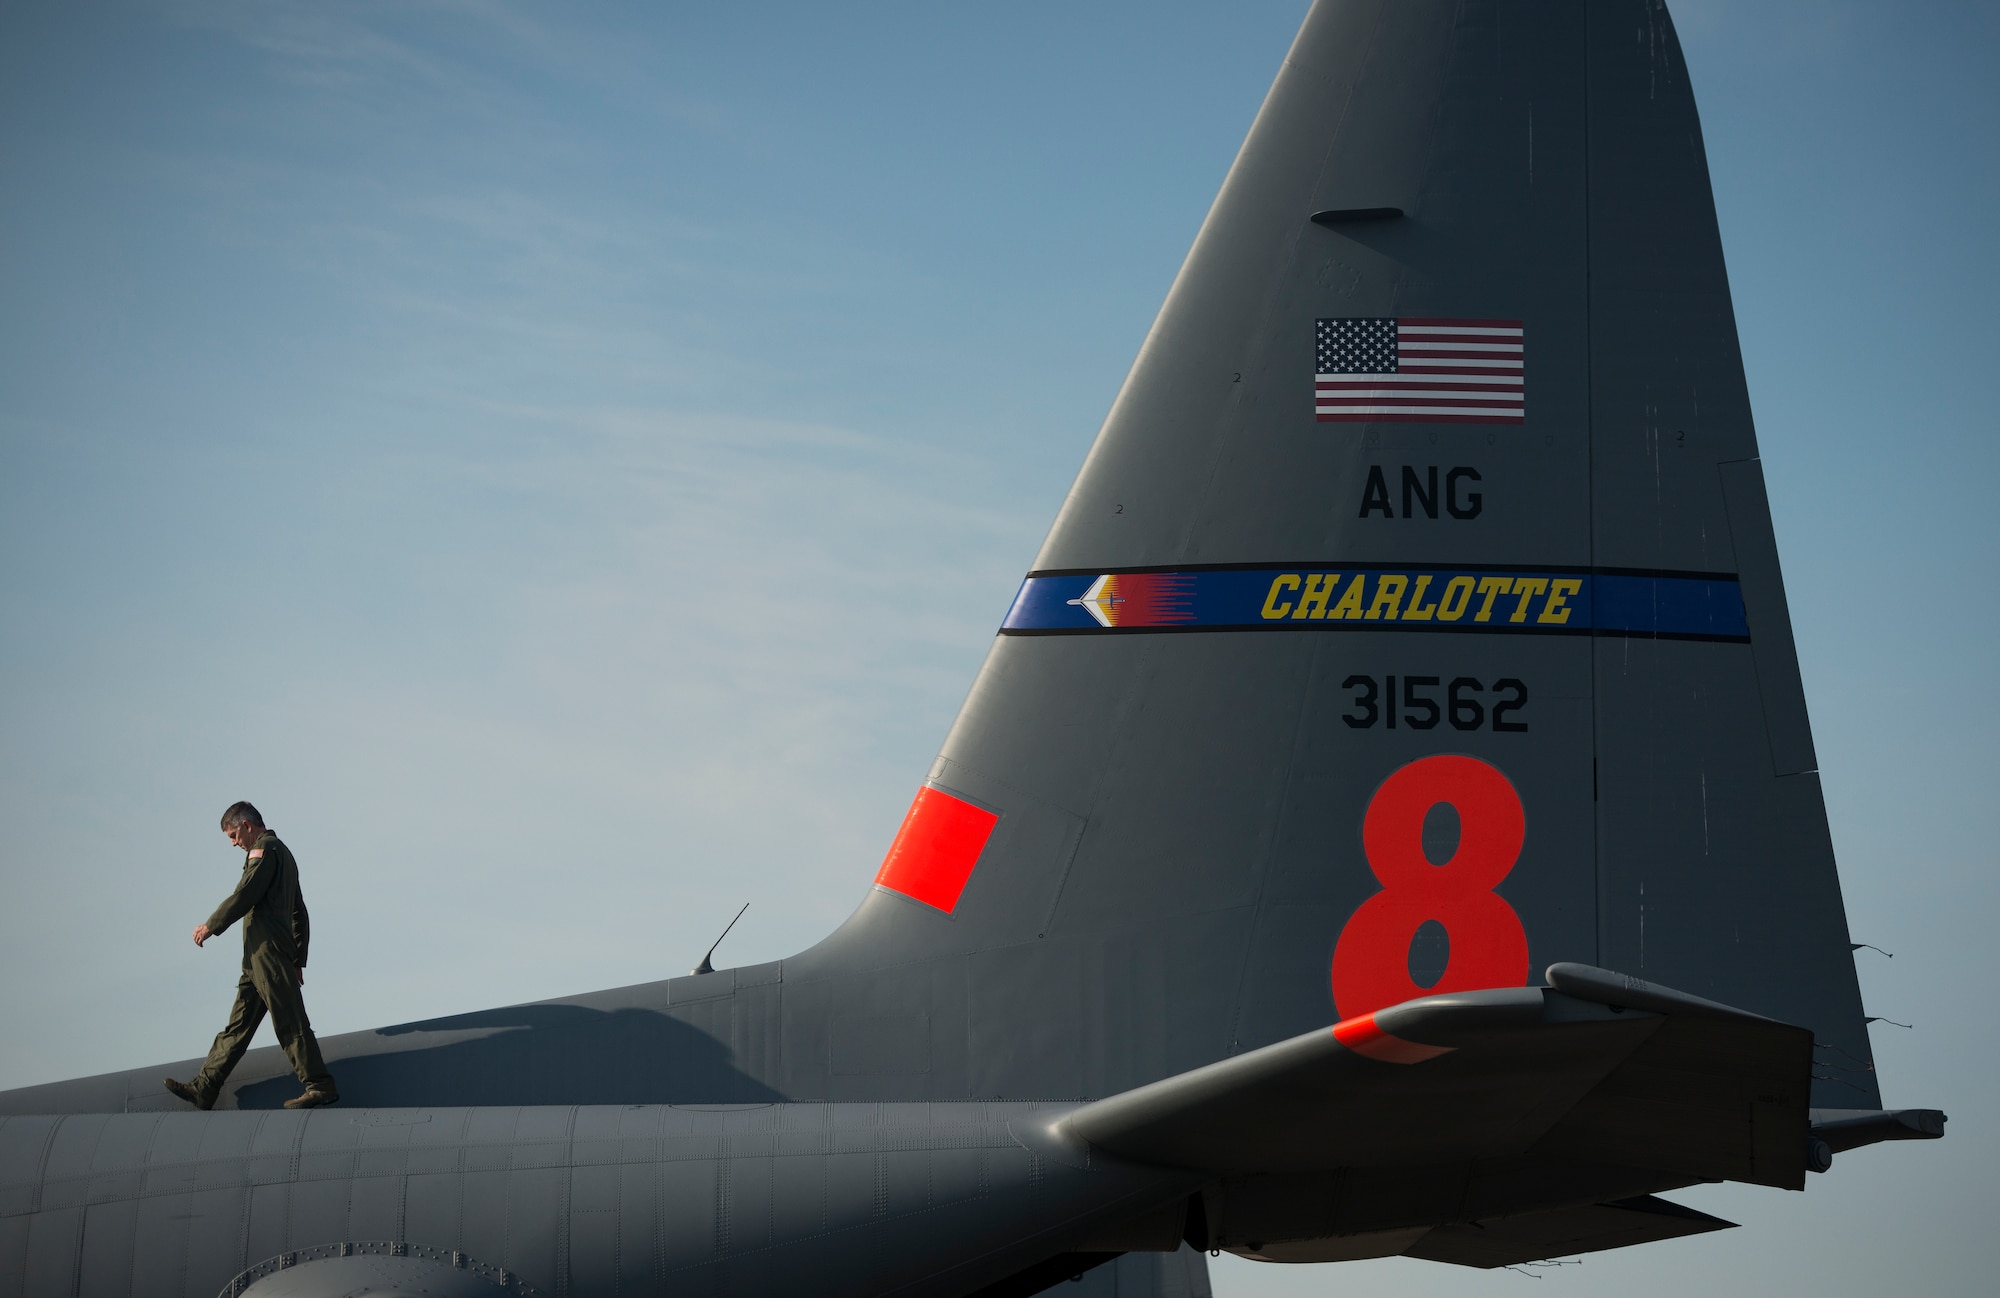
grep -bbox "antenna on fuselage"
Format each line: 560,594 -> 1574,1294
692,903 -> 749,976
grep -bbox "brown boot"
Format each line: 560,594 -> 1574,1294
283,1084 -> 339,1110
163,1078 -> 212,1110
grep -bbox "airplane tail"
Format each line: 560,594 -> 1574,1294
802,0 -> 1881,1111
0,7 -> 1926,1293
0,0 -> 1887,1138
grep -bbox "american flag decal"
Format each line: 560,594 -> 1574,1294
1315,317 -> 1524,424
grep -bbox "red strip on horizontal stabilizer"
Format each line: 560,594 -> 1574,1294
1331,1012 -> 1455,1064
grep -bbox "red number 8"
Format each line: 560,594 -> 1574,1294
1331,754 -> 1530,1019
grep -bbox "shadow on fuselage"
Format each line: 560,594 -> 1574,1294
0,995 -> 788,1115
242,1001 -> 789,1109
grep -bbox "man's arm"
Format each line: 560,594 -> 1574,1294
204,849 -> 277,939
293,885 -> 310,971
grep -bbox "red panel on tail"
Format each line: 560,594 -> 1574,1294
873,786 -> 998,914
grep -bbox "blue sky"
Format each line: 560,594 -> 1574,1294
1,2 -> 1995,1295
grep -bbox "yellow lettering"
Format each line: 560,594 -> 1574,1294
1261,574 -> 1300,620
1329,574 -> 1368,620
1293,572 -> 1340,620
1401,575 -> 1438,621
1436,576 -> 1476,621
1538,578 -> 1582,625
1508,577 -> 1550,623
1473,576 -> 1513,622
1365,574 -> 1409,620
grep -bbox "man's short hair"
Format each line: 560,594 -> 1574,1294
220,801 -> 264,832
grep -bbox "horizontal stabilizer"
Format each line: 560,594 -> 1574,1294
1810,1108 -> 1948,1155
1404,1195 -> 1735,1270
1062,965 -> 1814,1188
1543,961 -> 1789,1024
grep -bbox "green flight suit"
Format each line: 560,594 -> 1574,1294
190,830 -> 334,1101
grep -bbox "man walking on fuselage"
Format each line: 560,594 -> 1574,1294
164,801 -> 338,1110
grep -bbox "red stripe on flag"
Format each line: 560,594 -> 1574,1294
1396,317 -> 1523,328
1316,413 -> 1525,424
1315,396 -> 1524,408
1316,380 -> 1523,391
873,786 -> 998,914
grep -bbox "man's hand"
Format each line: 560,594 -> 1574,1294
192,924 -> 212,948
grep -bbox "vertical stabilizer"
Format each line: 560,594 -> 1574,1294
793,0 -> 1878,1110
